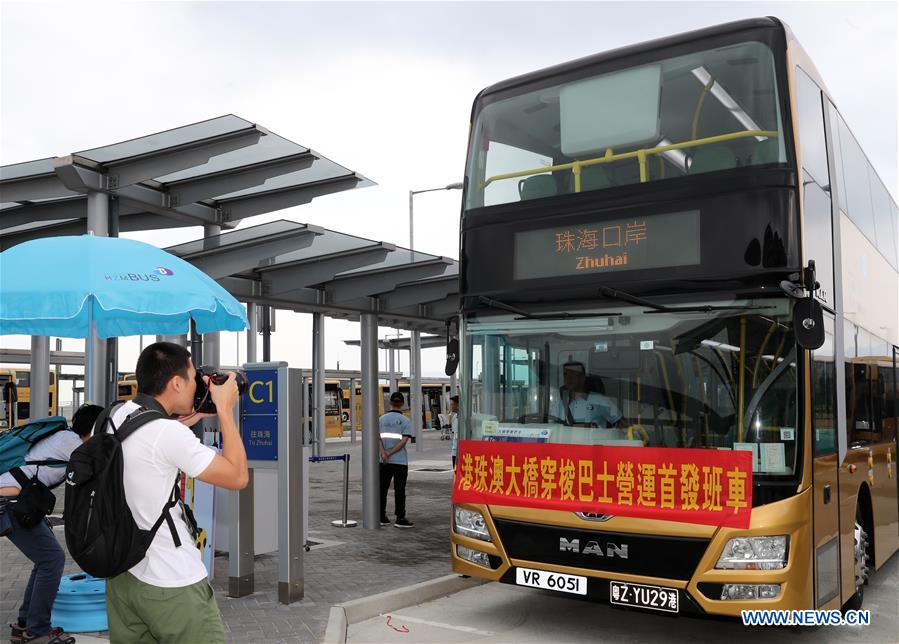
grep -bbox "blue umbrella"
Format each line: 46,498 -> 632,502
0,235 -> 248,338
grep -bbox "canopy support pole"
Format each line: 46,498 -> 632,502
312,312 -> 326,457
411,330 -> 423,452
360,314 -> 380,529
201,224 -> 222,369
262,307 -> 272,362
30,336 -> 50,421
85,191 -> 108,405
229,300 -> 256,599
388,347 -> 398,396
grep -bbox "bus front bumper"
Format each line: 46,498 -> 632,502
451,488 -> 814,618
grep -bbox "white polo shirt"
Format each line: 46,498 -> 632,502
110,401 -> 216,588
551,392 -> 622,426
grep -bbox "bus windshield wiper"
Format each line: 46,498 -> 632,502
478,296 -> 537,318
598,287 -> 769,314
478,296 -> 620,320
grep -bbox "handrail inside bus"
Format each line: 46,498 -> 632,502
479,129 -> 780,192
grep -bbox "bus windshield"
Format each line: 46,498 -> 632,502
462,297 -> 800,479
465,40 -> 787,209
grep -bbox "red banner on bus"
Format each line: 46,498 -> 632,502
452,441 -> 753,528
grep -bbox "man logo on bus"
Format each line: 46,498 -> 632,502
155,266 -> 174,276
560,537 -> 629,559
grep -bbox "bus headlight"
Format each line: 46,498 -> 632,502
716,536 -> 788,570
454,506 -> 491,541
721,584 -> 781,600
456,545 -> 492,568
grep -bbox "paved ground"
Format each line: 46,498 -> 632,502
349,553 -> 899,643
1,430 -> 457,643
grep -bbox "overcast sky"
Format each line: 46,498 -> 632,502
1,1 -> 896,398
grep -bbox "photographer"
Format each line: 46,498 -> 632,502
2,403 -> 103,644
104,342 -> 247,644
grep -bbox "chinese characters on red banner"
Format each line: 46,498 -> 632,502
452,441 -> 753,528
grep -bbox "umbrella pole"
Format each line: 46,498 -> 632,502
85,301 -> 94,404
84,297 -> 106,406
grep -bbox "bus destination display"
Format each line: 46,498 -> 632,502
513,209 -> 700,280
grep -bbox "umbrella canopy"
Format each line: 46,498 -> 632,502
0,235 -> 248,338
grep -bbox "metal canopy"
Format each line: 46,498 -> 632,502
165,220 -> 459,333
0,116 -> 373,250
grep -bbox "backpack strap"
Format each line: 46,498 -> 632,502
147,476 -> 183,548
92,401 -> 127,437
8,467 -> 32,488
116,408 -> 167,443
24,459 -> 69,467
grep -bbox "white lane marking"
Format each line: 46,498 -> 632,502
386,614 -> 495,636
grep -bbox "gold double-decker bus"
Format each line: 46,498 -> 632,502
451,18 -> 897,617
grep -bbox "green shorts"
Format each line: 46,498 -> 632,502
106,571 -> 226,644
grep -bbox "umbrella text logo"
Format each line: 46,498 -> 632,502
156,267 -> 174,276
104,273 -> 162,282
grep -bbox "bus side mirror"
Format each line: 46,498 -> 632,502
445,316 -> 460,376
445,337 -> 460,376
793,296 -> 825,350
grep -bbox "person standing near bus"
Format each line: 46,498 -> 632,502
378,392 -> 414,528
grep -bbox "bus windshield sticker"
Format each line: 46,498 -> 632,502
733,443 -> 760,472
780,427 -> 795,441
513,209 -> 700,280
484,424 -> 551,443
760,443 -> 788,473
453,440 -> 753,528
639,340 -> 654,350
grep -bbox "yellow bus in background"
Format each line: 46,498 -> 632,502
352,381 -> 451,430
317,379 -> 345,438
0,369 -> 58,428
117,373 -> 138,401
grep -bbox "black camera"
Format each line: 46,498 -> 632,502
194,367 -> 248,414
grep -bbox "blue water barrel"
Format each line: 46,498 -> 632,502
51,573 -> 107,633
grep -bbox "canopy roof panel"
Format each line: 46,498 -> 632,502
165,219 -> 459,332
75,115 -> 257,164
0,115 -> 373,247
0,158 -> 57,182
155,129 -> 310,184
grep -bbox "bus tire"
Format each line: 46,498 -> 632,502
842,510 -> 870,612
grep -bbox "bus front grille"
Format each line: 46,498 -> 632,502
493,518 -> 710,581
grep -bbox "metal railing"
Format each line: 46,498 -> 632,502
480,129 -> 779,192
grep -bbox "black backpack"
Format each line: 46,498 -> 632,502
64,397 -> 184,578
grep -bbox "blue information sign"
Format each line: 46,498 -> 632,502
242,368 -> 279,461
242,414 -> 278,461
